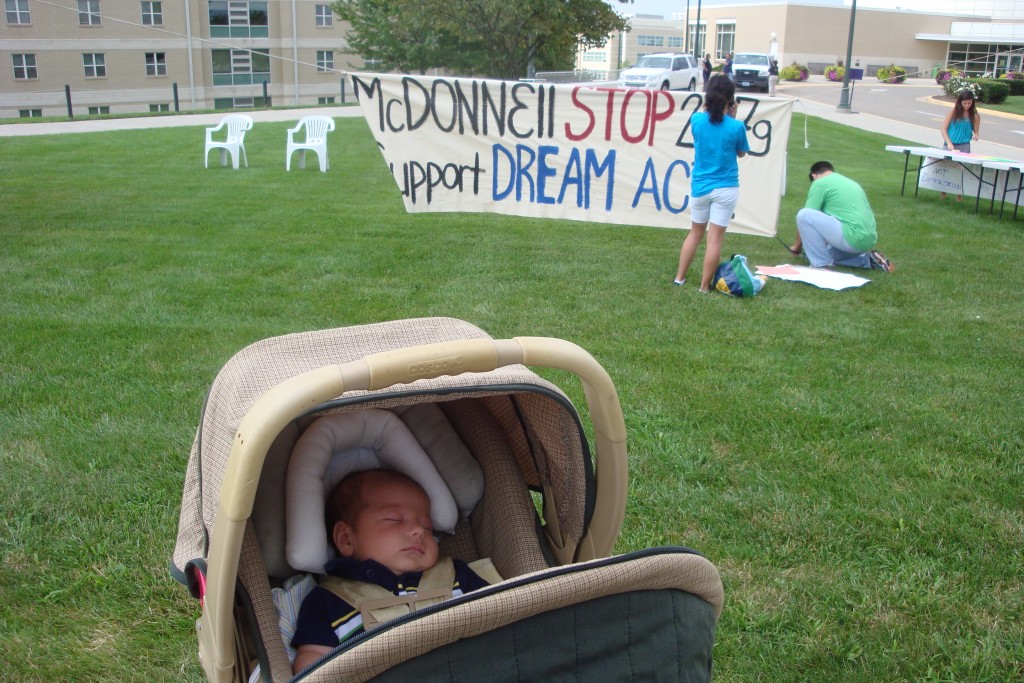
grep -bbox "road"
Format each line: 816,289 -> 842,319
774,76 -> 1024,158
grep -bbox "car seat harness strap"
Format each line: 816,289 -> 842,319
319,556 -> 456,631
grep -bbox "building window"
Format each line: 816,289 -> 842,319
6,0 -> 30,24
19,108 -> 42,117
150,103 -> 170,112
209,1 -> 268,38
317,50 -> 333,72
88,105 -> 110,115
318,96 -> 335,104
946,42 -> 1023,78
145,52 -> 166,76
716,23 -> 735,60
668,36 -> 682,49
141,1 -> 162,26
83,53 -> 106,78
214,96 -> 270,110
211,48 -> 270,86
689,23 -> 707,57
637,35 -> 664,48
315,4 -> 332,27
13,53 -> 37,79
209,1 -> 226,26
12,52 -> 38,80
581,50 -> 606,64
78,0 -> 100,26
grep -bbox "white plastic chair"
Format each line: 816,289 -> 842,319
204,114 -> 253,169
286,116 -> 335,172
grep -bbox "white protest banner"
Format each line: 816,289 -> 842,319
349,72 -> 793,237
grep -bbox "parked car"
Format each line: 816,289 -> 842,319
733,53 -> 772,92
618,53 -> 701,91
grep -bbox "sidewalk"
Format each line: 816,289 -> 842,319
0,104 -> 364,137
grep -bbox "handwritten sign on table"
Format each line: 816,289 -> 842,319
918,158 -> 964,193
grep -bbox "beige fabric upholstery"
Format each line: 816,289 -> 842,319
441,398 -> 549,577
236,523 -> 294,682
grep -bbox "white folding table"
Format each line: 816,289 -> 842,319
884,145 -> 1001,215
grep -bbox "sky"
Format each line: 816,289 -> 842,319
607,0 -> 965,19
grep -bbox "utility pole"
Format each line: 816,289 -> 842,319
695,0 -> 702,59
685,0 -> 690,53
837,0 -> 857,112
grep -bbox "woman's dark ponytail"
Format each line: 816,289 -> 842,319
705,74 -> 736,124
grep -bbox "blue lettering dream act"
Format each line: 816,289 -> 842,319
492,143 -> 616,211
632,158 -> 691,214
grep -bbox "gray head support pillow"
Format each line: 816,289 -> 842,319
285,407 -> 483,574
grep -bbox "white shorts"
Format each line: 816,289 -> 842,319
691,186 -> 739,227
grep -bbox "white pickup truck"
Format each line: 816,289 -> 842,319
733,53 -> 772,92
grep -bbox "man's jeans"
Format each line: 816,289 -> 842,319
796,208 -> 870,269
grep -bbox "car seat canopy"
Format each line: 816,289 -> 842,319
171,317 -> 592,584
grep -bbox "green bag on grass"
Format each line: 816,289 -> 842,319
713,254 -> 767,297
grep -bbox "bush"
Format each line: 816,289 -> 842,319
998,72 -> 1024,95
944,75 -> 980,98
946,77 -> 1010,104
781,63 -> 809,81
936,66 -> 961,85
825,65 -> 845,81
972,78 -> 1010,104
876,64 -> 907,84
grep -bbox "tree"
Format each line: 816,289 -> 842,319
331,0 -> 458,75
332,0 -> 629,79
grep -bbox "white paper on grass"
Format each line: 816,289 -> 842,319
755,265 -> 870,291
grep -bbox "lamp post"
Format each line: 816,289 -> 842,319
685,0 -> 690,53
837,0 -> 857,112
695,0 -> 702,59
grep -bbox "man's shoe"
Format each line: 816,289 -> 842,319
869,250 -> 894,273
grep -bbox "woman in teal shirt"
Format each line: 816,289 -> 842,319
940,89 -> 981,200
674,74 -> 750,292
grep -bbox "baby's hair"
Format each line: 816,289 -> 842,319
705,75 -> 736,124
325,469 -> 422,534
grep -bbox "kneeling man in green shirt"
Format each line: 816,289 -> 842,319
789,161 -> 894,272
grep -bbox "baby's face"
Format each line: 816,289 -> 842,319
335,477 -> 439,575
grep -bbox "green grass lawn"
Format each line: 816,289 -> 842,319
1,115 -> 1022,682
978,96 -> 1024,117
